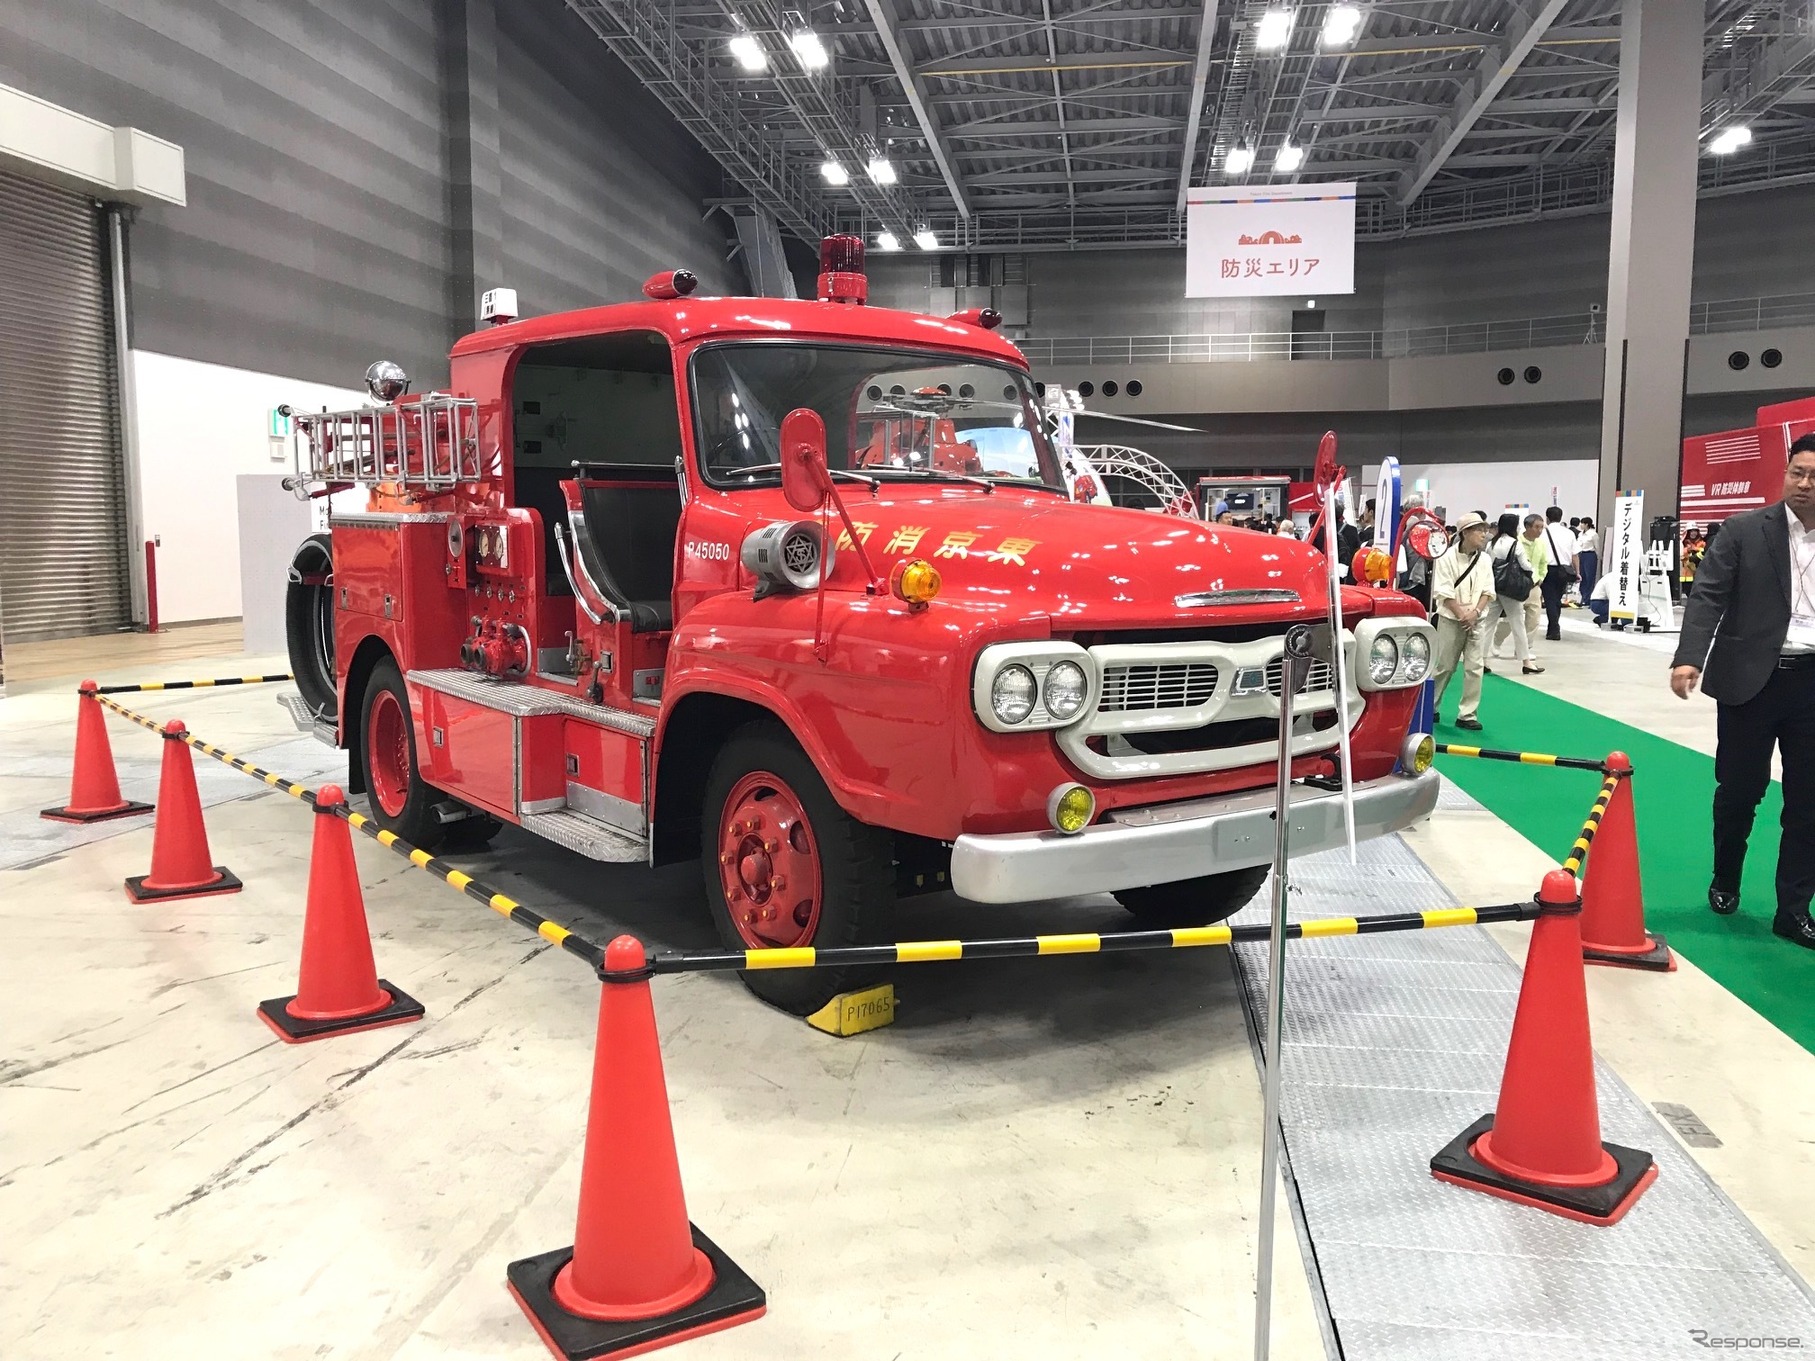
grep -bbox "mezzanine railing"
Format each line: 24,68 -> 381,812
1016,290 -> 1815,367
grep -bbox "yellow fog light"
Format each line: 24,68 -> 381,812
890,558 -> 942,609
1400,732 -> 1435,774
1046,783 -> 1096,835
1362,547 -> 1393,585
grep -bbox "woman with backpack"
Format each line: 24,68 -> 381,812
1484,512 -> 1545,676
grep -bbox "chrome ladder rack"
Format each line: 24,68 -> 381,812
288,394 -> 482,493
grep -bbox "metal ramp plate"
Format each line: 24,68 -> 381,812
520,809 -> 646,863
1230,823 -> 1815,1360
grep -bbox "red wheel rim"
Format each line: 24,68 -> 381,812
717,770 -> 823,950
367,689 -> 412,819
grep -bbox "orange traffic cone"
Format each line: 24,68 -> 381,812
507,935 -> 765,1360
1431,869 -> 1658,1225
1579,752 -> 1673,971
124,720 -> 241,902
257,785 -> 423,1043
41,683 -> 153,824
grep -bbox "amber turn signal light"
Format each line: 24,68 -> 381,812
1358,547 -> 1393,585
890,558 -> 942,609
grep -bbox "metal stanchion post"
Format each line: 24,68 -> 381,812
1254,623 -> 1313,1361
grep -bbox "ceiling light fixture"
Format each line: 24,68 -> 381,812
1322,4 -> 1362,46
867,155 -> 898,185
876,231 -> 902,251
1274,142 -> 1305,172
1256,8 -> 1295,52
789,27 -> 830,70
728,32 -> 767,72
913,228 -> 938,251
821,160 -> 850,185
1708,124 -> 1752,155
1224,145 -> 1256,175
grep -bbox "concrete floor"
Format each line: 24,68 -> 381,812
2,617 -> 1810,1359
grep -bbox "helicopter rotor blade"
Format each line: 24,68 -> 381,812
1068,408 -> 1204,433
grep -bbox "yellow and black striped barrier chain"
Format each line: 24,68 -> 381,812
1561,770 -> 1624,877
93,691 -> 608,972
646,901 -> 1545,975
1435,742 -> 1610,773
90,674 -> 293,695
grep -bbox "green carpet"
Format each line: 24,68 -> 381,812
1434,674 -> 1814,1055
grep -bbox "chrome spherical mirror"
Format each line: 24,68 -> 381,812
364,360 -> 409,403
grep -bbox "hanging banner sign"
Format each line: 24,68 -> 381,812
1608,491 -> 1645,621
1184,182 -> 1357,298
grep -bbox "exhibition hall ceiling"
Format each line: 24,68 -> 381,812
565,1 -> 1815,247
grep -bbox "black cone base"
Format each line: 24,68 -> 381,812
125,866 -> 243,903
1583,932 -> 1674,972
256,980 -> 424,1044
42,798 -> 154,824
1431,1113 -> 1658,1226
507,1225 -> 766,1360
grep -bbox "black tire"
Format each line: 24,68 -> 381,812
701,720 -> 894,1015
1113,864 -> 1271,929
286,533 -> 337,720
358,658 -> 446,851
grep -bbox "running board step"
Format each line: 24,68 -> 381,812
277,693 -> 338,748
520,809 -> 647,863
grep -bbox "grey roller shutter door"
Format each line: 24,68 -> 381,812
0,169 -> 131,642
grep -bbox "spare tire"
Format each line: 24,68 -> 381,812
286,533 -> 337,721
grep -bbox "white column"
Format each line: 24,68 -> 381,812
1598,0 -> 1703,523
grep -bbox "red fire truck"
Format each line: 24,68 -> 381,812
282,238 -> 1438,1012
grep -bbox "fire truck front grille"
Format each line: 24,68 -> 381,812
1057,633 -> 1357,780
1266,655 -> 1335,696
1098,662 -> 1219,713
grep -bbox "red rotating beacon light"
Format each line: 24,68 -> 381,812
817,234 -> 868,305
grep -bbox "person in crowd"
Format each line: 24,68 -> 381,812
1431,512 -> 1496,732
1276,517 -> 1299,539
1576,516 -> 1600,599
1670,436 -> 1815,950
1538,506 -> 1577,641
1336,505 -> 1363,573
1483,512 -> 1544,675
1360,498 -> 1377,541
1495,513 -> 1550,665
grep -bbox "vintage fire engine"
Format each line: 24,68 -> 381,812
282,237 -> 1438,1012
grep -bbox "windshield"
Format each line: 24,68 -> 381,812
692,343 -> 1062,491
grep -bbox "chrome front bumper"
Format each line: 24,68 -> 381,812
948,767 -> 1440,904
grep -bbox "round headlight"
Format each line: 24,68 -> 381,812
1043,660 -> 1088,721
1368,634 -> 1399,685
1400,632 -> 1431,682
991,665 -> 1037,724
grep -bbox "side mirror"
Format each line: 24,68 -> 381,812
780,407 -> 832,513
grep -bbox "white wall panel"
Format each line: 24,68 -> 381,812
133,350 -> 361,625
1364,460 -> 1600,522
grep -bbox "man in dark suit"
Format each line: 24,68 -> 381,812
1671,436 -> 1815,949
